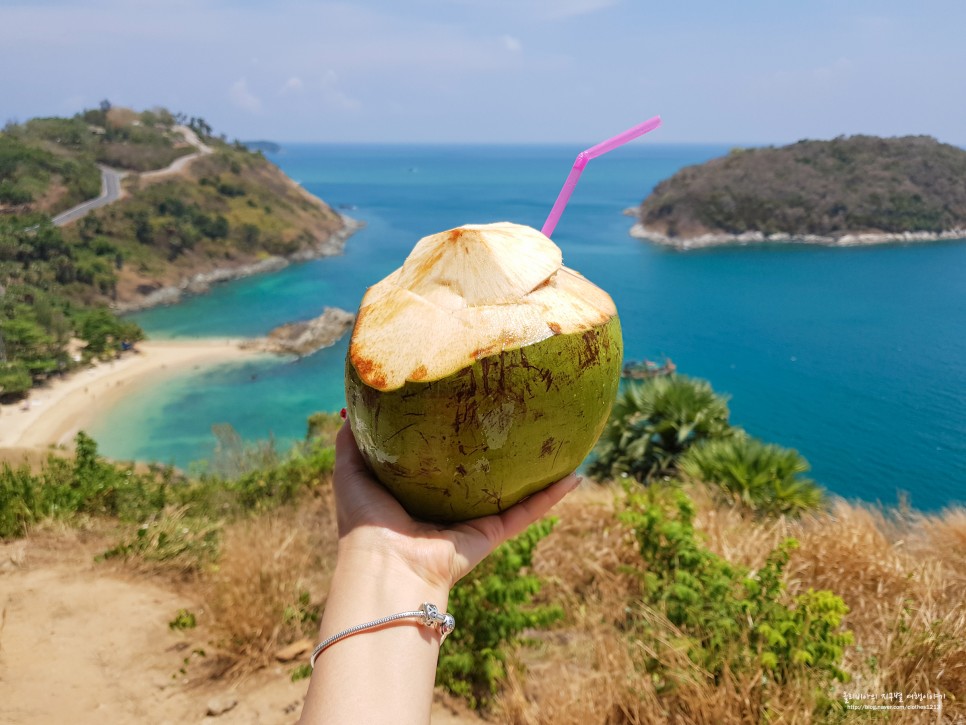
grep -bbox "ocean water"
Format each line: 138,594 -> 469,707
89,144 -> 966,509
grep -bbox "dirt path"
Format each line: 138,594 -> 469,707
0,533 -> 481,724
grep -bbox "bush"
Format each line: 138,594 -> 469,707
101,506 -> 221,572
0,427 -> 336,541
588,376 -> 735,483
0,361 -> 32,399
620,484 -> 852,701
76,307 -> 143,355
305,411 -> 343,447
438,519 -> 563,709
679,437 -> 825,516
0,432 -> 174,538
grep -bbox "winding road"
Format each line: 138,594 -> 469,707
51,125 -> 212,227
51,166 -> 125,226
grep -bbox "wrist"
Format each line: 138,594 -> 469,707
338,524 -> 455,594
323,530 -> 451,633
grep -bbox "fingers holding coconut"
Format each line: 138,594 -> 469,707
332,422 -> 410,537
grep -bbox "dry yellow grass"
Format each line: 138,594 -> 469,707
107,475 -> 961,720
203,497 -> 338,674
495,484 -> 966,724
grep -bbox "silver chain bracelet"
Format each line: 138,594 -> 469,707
309,602 -> 456,669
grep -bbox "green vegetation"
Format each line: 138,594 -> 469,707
439,518 -> 563,709
0,105 -> 345,397
0,216 -> 143,399
680,437 -> 823,516
621,484 -> 852,699
589,375 -> 825,516
639,135 -> 966,238
588,375 -> 734,482
0,432 -> 171,538
1,105 -> 193,215
0,428 -> 334,543
0,133 -> 100,213
169,609 -> 198,630
76,143 -> 342,275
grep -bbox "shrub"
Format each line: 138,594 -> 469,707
0,361 -> 32,399
100,506 -> 221,572
679,437 -> 825,516
305,411 -> 343,447
588,376 -> 735,483
0,427 -> 336,541
169,609 -> 198,630
620,484 -> 852,700
438,518 -> 563,710
0,432 -> 174,537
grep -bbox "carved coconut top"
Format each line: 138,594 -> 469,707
349,222 -> 618,391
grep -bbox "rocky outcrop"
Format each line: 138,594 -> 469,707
242,307 -> 355,357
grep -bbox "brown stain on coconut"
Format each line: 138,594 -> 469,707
410,364 -> 428,381
351,353 -> 388,390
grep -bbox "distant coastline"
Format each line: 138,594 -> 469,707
241,140 -> 282,153
627,212 -> 966,250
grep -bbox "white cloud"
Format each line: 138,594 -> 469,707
501,34 -> 522,53
279,76 -> 303,95
229,77 -> 261,113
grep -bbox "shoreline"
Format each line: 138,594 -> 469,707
0,340 -> 265,456
113,215 -> 364,313
626,214 -> 966,250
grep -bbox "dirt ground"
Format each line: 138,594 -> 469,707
0,528 -> 480,724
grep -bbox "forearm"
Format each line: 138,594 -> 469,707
300,534 -> 451,724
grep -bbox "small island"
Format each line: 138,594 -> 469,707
630,135 -> 966,249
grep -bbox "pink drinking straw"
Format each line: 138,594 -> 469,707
541,116 -> 662,238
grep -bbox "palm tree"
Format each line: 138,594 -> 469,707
679,438 -> 824,516
588,375 -> 734,483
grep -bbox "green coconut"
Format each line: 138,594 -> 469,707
345,222 -> 622,522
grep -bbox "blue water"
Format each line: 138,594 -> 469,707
89,144 -> 966,510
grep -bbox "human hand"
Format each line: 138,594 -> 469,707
332,422 -> 580,593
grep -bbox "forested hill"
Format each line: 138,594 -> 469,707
635,135 -> 966,245
0,105 -> 350,399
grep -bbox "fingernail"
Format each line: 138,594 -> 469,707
340,407 -> 347,420
566,475 -> 583,492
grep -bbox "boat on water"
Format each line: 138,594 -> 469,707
622,358 -> 676,380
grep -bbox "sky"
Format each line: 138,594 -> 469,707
1,0 -> 964,145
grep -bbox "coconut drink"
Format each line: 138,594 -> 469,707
345,222 -> 622,522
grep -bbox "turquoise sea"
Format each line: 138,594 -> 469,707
89,144 -> 966,510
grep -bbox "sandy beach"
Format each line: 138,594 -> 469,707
0,340 -> 259,457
